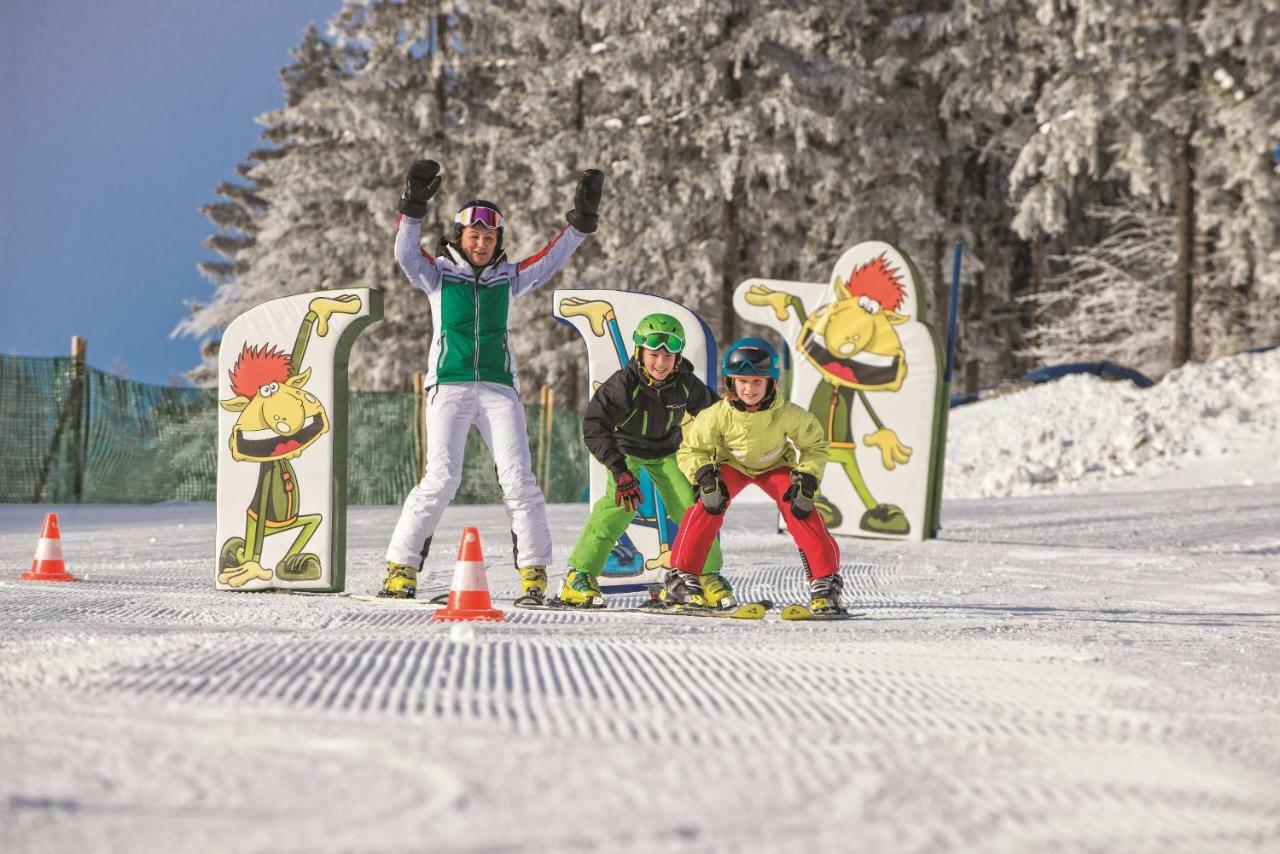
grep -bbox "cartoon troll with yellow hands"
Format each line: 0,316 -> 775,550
217,294 -> 360,587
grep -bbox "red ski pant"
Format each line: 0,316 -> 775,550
670,466 -> 840,579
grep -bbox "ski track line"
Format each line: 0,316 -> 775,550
95,629 -> 1179,763
47,553 -> 1135,762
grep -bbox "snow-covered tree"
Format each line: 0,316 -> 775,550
1022,201 -> 1176,375
179,1 -> 1279,398
1010,0 -> 1280,374
1194,0 -> 1280,353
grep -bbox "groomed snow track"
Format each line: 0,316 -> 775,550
2,491 -> 1278,853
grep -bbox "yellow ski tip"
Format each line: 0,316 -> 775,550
731,603 -> 767,620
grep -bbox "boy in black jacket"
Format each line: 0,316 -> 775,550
551,313 -> 723,607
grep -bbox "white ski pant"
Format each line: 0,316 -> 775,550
386,381 -> 552,570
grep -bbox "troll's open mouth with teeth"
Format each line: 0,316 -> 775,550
235,414 -> 326,460
800,331 -> 901,387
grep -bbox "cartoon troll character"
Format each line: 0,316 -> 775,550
217,294 -> 360,587
746,254 -> 913,535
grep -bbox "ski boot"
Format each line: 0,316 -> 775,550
517,565 -> 548,604
809,572 -> 845,614
378,562 -> 418,599
659,568 -> 706,606
699,572 -> 736,609
557,569 -> 605,608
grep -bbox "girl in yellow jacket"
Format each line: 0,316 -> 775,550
667,338 -> 845,614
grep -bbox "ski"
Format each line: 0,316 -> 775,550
353,594 -> 444,607
621,601 -> 768,620
512,597 -> 768,620
512,595 -> 606,612
779,604 -> 865,621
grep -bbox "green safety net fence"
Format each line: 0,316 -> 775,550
0,355 -> 589,505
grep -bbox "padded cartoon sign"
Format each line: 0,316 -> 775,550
216,289 -> 381,591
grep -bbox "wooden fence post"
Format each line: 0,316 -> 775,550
32,335 -> 88,503
71,336 -> 87,502
539,385 -> 555,492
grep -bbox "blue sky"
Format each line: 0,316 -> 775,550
1,0 -> 339,385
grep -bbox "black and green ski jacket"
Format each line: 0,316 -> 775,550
582,357 -> 719,478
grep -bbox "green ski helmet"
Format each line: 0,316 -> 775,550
631,313 -> 686,357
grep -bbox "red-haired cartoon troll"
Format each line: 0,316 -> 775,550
217,294 -> 361,588
745,254 -> 913,535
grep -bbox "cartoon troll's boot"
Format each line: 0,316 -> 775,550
277,553 -> 322,582
859,503 -> 910,535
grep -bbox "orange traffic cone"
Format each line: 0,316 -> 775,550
432,527 -> 505,622
21,513 -> 77,582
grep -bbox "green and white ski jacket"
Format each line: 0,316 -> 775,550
395,215 -> 588,389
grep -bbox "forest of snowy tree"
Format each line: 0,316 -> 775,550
175,0 -> 1280,406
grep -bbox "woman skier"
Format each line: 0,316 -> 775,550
547,313 -> 723,608
666,337 -> 846,614
381,159 -> 603,599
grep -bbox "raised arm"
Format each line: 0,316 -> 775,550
511,169 -> 604,297
393,160 -> 444,293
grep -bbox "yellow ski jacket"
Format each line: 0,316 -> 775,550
677,395 -> 829,482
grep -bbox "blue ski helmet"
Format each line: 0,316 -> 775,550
721,337 -> 780,379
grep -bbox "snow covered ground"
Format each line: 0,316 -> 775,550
945,348 -> 1280,498
2,484 -> 1278,853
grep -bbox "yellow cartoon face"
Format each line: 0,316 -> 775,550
219,346 -> 329,462
796,254 -> 910,392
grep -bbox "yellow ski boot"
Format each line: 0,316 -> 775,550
659,568 -> 706,606
558,569 -> 605,607
378,562 -> 418,599
517,565 -> 548,603
699,573 -> 737,609
809,573 -> 845,614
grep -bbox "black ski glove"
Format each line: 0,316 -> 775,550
566,169 -> 604,233
614,470 -> 643,513
783,471 -> 818,520
694,464 -> 727,516
398,159 -> 442,218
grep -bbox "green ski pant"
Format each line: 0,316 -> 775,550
568,453 -> 723,577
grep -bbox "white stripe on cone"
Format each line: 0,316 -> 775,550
449,560 -> 488,591
34,539 -> 63,561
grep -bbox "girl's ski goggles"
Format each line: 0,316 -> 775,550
636,331 -> 684,353
724,347 -> 774,375
455,205 -> 505,230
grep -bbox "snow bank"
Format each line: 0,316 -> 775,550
945,348 -> 1280,498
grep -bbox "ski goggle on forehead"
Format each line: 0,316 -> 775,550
637,331 -> 684,353
725,347 -> 773,375
455,205 -> 505,230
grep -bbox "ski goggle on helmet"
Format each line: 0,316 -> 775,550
454,203 -> 505,230
721,337 -> 780,379
631,313 -> 686,354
